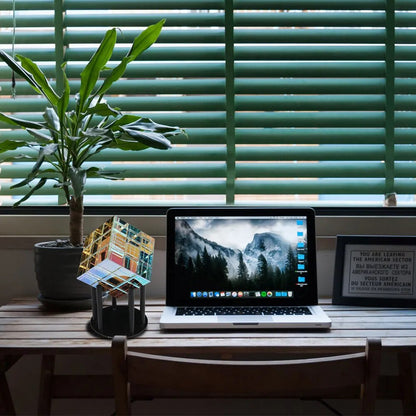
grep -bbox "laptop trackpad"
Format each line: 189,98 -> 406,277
218,316 -> 273,323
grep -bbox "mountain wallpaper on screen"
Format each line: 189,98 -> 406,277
174,219 -> 306,291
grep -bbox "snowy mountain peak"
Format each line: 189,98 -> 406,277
175,220 -> 293,279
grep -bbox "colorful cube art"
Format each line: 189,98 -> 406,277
77,216 -> 154,297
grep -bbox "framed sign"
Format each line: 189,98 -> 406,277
332,235 -> 416,307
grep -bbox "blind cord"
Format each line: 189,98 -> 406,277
11,0 -> 16,98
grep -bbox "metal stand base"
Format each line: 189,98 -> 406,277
89,285 -> 147,339
88,305 -> 148,339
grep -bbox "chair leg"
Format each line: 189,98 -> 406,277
38,355 -> 55,416
0,355 -> 21,415
361,338 -> 382,415
398,352 -> 416,416
112,336 -> 131,415
0,372 -> 15,415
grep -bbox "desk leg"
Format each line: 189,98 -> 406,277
0,355 -> 21,415
398,351 -> 416,416
38,355 -> 55,416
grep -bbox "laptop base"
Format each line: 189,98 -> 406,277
160,305 -> 331,330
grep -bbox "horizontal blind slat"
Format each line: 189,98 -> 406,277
63,0 -> 224,9
0,181 -> 227,196
235,180 -> 387,195
59,28 -> 416,45
61,0 -> 388,10
234,46 -> 385,61
236,112 -> 386,128
8,62 -> 411,79
236,95 -> 386,111
236,162 -> 385,178
236,146 -> 386,161
0,113 -> 228,128
236,128 -> 386,145
64,13 -> 225,27
1,147 -> 228,162
233,12 -> 385,27
0,15 -> 54,28
0,0 -> 54,10
65,47 -> 225,62
234,0 -> 386,9
0,163 -> 227,178
0,33 -> 55,44
7,78 -> 416,96
236,79 -> 386,94
65,29 -> 225,44
234,29 -> 386,44
2,161 -> 387,179
1,95 -> 390,113
0,79 -> 225,96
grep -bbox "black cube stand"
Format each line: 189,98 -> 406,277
88,285 -> 147,339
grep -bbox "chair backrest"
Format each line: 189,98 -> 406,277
111,336 -> 381,416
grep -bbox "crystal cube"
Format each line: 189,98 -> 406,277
77,216 -> 154,297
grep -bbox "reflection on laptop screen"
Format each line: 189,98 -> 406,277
174,215 -> 310,302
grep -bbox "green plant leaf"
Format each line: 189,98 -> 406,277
10,143 -> 58,189
0,112 -> 44,130
107,114 -> 141,130
26,128 -> 53,144
78,28 -> 117,112
16,54 -> 59,106
86,167 -> 123,180
42,143 -> 59,156
0,154 -> 33,163
0,139 -> 30,154
52,178 -> 71,190
125,117 -> 183,136
85,102 -> 120,117
0,50 -> 43,95
69,167 -> 86,199
118,127 -> 172,150
43,108 -> 60,131
43,108 -> 60,141
77,138 -> 113,165
12,177 -> 47,207
85,167 -> 99,175
36,168 -> 59,177
97,20 -> 165,97
57,64 -> 71,122
112,137 -> 148,151
127,19 -> 165,59
82,127 -> 114,140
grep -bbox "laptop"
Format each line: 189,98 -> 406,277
160,207 -> 331,330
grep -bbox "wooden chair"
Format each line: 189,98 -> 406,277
111,336 -> 381,416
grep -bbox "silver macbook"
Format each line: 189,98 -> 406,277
160,207 -> 331,330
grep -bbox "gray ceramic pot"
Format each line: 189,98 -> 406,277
34,241 -> 91,310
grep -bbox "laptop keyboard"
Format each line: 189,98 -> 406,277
175,306 -> 312,316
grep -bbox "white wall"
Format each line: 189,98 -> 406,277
1,213 -> 415,305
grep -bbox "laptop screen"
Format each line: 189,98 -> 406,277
166,208 -> 318,306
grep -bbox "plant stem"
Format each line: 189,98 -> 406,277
69,195 -> 83,246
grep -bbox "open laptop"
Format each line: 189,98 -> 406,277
160,207 -> 331,330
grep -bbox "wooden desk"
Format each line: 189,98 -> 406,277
0,297 -> 415,415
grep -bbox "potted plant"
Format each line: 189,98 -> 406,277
0,19 -> 185,309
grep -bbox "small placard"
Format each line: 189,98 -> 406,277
332,236 -> 416,307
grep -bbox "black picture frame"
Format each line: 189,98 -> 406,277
332,235 -> 416,307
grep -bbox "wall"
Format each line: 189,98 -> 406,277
0,213 -> 415,305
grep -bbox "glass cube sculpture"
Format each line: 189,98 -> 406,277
77,216 -> 154,297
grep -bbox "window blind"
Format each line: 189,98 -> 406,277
0,0 -> 415,206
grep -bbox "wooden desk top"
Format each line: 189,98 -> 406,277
1,298 -> 416,356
